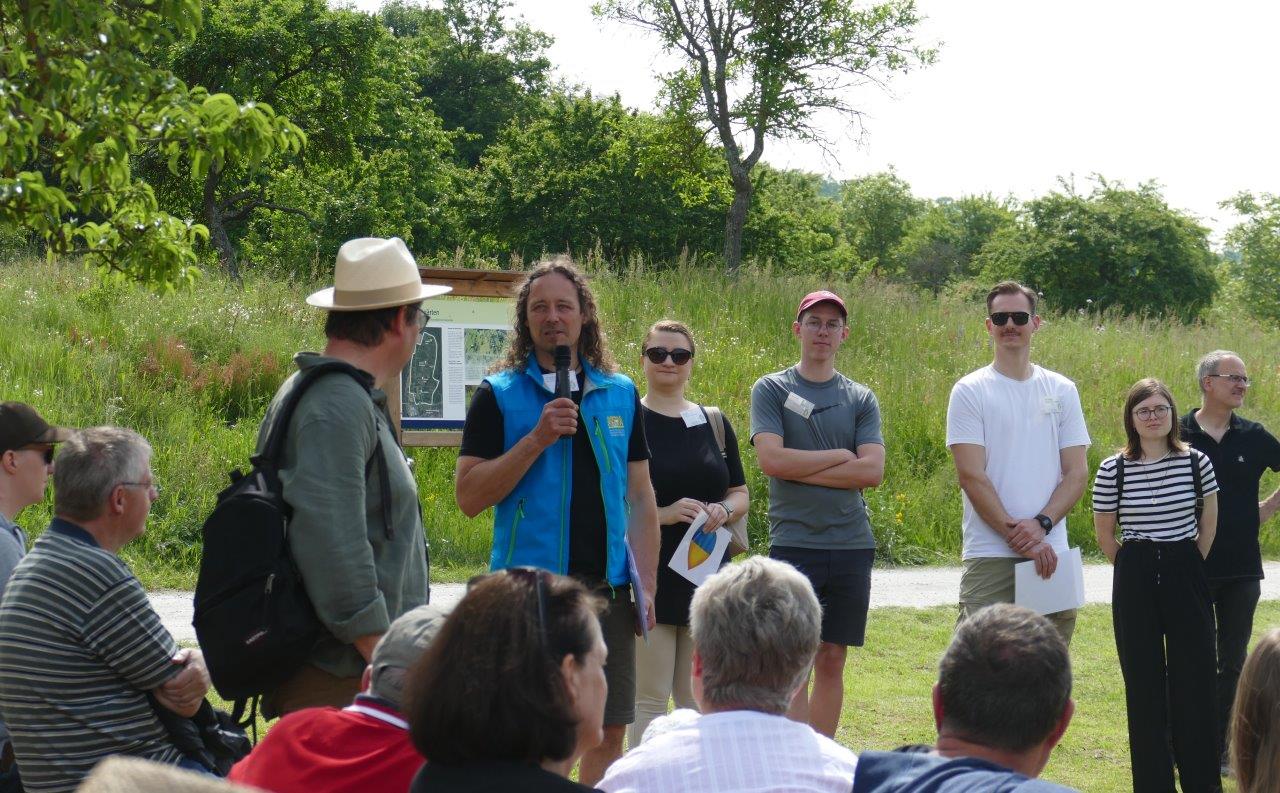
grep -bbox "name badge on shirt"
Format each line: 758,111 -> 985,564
681,406 -> 707,428
541,371 -> 579,394
784,392 -> 815,419
1041,395 -> 1061,415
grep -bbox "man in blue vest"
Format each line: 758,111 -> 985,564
456,255 -> 659,785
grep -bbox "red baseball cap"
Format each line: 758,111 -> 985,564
796,290 -> 847,321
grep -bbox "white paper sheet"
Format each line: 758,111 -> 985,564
667,511 -> 731,587
1014,546 -> 1086,616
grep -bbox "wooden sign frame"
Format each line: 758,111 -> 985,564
388,267 -> 524,447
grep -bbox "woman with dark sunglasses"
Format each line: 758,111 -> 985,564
630,320 -> 749,747
405,569 -> 608,791
1092,378 -> 1221,793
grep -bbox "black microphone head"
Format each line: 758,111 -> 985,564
554,345 -> 571,368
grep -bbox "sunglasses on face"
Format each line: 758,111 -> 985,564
989,311 -> 1031,327
21,445 -> 54,465
643,347 -> 693,365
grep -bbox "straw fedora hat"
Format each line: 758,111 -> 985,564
307,237 -> 452,311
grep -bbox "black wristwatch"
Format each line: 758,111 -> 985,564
1034,514 -> 1053,533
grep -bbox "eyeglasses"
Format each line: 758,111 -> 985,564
505,567 -> 549,648
643,347 -> 693,365
989,311 -> 1031,326
20,445 -> 54,465
1207,374 -> 1250,386
120,480 -> 161,496
800,319 -> 845,333
1133,405 -> 1172,420
413,307 -> 429,328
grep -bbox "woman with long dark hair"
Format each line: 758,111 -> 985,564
1093,378 -> 1220,792
405,569 -> 607,791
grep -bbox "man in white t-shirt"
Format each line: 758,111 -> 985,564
945,281 -> 1090,643
598,557 -> 857,793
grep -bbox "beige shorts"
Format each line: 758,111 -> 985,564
957,556 -> 1077,645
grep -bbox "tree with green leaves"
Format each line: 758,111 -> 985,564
0,0 -> 303,287
1221,192 -> 1280,323
597,0 -> 935,274
839,169 -> 924,276
476,92 -> 728,262
894,195 -> 1015,291
974,180 -> 1218,321
385,0 -> 553,167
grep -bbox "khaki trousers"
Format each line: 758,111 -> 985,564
263,664 -> 363,720
628,624 -> 696,747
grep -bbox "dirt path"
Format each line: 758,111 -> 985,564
153,561 -> 1280,644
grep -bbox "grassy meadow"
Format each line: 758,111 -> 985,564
3,256 -> 1280,587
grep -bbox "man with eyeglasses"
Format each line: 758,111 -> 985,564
0,402 -> 73,792
946,281 -> 1090,645
1180,349 -> 1280,775
254,237 -> 451,717
0,426 -> 212,791
749,290 -> 885,738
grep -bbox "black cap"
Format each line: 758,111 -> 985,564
0,402 -> 73,454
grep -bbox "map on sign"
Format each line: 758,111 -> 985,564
401,298 -> 514,429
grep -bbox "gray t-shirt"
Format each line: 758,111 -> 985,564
0,513 -> 26,602
750,366 -> 884,550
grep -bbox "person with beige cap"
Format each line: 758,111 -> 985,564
254,237 -> 450,718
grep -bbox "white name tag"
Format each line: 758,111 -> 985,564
784,392 -> 815,419
681,406 -> 707,428
542,371 -> 579,394
1041,395 -> 1061,415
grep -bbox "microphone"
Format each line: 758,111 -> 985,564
554,345 -> 572,400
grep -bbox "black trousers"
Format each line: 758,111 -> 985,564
1113,539 -> 1221,793
1209,578 -> 1262,760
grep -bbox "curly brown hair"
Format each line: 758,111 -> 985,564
496,255 -> 616,374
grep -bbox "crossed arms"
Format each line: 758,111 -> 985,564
753,433 -> 885,490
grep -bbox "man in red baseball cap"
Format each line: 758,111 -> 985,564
749,289 -> 885,738
0,401 -> 72,789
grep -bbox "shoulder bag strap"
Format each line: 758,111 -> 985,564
704,406 -> 727,458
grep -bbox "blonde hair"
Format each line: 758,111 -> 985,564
1232,628 -> 1280,792
642,319 -> 696,356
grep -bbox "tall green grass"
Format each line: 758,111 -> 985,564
2,257 -> 1279,587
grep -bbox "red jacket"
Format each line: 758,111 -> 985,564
229,695 -> 424,793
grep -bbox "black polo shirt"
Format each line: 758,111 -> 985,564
1180,410 -> 1280,582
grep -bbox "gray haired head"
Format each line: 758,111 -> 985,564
53,427 -> 151,522
1196,350 -> 1242,393
689,556 -> 821,715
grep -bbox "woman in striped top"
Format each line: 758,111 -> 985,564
1093,378 -> 1221,793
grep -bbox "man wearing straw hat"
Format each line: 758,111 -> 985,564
256,237 -> 451,717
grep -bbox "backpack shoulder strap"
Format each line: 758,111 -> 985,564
258,361 -> 373,465
1190,449 -> 1205,518
1114,455 -> 1125,522
704,406 -> 727,457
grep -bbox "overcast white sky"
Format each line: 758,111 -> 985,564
348,0 -> 1279,240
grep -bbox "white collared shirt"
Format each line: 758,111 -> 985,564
599,709 -> 857,793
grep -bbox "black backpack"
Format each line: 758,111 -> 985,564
192,361 -> 392,727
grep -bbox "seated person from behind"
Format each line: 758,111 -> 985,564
599,556 -> 858,793
853,603 -> 1077,792
229,604 -> 448,793
0,427 -> 210,793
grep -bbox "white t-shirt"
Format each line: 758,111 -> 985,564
946,364 -> 1091,559
599,709 -> 857,793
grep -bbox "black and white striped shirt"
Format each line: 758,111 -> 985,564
1092,450 -> 1218,542
0,519 -> 183,792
